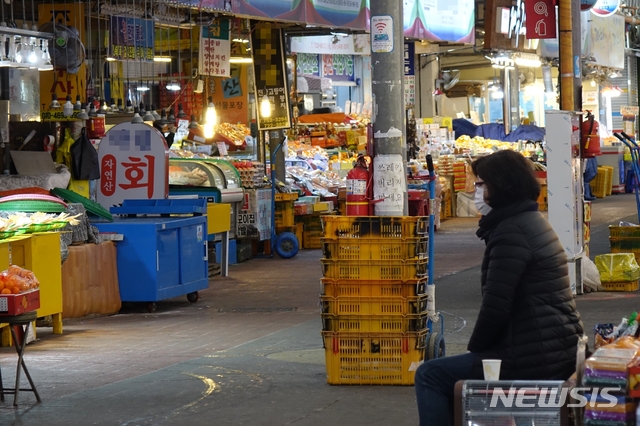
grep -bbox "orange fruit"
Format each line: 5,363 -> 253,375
11,286 -> 19,294
1,288 -> 10,294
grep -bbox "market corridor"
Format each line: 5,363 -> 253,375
0,193 -> 638,425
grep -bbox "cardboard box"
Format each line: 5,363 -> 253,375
0,289 -> 40,316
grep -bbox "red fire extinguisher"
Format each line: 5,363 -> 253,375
582,110 -> 601,158
346,155 -> 370,216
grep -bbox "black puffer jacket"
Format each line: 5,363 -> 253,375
468,199 -> 584,380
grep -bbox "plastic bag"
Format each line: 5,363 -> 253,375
583,254 -> 604,291
70,127 -> 100,180
595,253 -> 640,283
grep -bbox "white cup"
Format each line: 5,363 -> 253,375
482,359 -> 501,381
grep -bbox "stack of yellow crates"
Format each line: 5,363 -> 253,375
319,216 -> 429,385
591,166 -> 613,198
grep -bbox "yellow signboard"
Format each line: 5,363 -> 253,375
38,3 -> 86,112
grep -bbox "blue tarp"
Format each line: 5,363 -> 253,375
452,119 -> 545,142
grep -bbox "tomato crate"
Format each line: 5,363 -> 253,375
0,289 -> 40,315
321,295 -> 428,316
321,216 -> 428,239
321,258 -> 428,280
322,313 -> 428,333
321,237 -> 428,261
322,330 -> 427,385
601,280 -> 639,292
321,278 -> 427,298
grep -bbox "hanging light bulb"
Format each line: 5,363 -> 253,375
125,100 -> 134,113
27,43 -> 37,67
99,100 -> 110,114
188,114 -> 199,129
110,98 -> 117,111
0,35 -> 10,67
142,102 -> 155,121
38,40 -> 52,71
131,107 -> 144,123
13,37 -> 23,64
77,108 -> 89,120
63,95 -> 74,117
177,103 -> 187,119
49,93 -> 61,109
260,94 -> 271,118
117,99 -> 124,112
150,104 -> 161,121
205,97 -> 217,126
88,102 -> 98,117
167,108 -> 175,124
74,95 -> 82,111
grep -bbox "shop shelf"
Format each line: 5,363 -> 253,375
321,278 -> 427,298
601,280 -> 639,292
321,258 -> 428,280
322,330 -> 427,385
321,216 -> 427,239
322,313 -> 428,333
321,237 -> 427,261
320,295 -> 428,316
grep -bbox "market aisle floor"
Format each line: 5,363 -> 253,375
0,193 -> 638,425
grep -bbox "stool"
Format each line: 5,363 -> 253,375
0,311 -> 41,405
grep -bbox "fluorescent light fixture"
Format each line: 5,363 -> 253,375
260,95 -> 271,118
154,56 -> 172,62
232,38 -> 249,43
166,82 -> 181,91
106,57 -> 117,62
229,57 -> 252,64
136,86 -> 150,92
491,90 -> 504,100
513,53 -> 542,68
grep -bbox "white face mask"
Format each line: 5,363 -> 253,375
475,185 -> 492,216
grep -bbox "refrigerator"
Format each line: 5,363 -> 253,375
546,110 -> 584,294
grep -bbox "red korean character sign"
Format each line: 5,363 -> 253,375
97,122 -> 169,209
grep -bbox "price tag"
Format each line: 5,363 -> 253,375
216,142 -> 228,156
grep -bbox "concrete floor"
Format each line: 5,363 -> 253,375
0,193 -> 638,425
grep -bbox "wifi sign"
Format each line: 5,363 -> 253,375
371,16 -> 393,53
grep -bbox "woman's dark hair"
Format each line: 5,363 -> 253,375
471,150 -> 540,209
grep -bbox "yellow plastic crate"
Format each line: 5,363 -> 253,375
321,216 -> 428,240
321,278 -> 427,298
323,330 -> 427,385
601,280 -> 639,292
602,166 -> 614,196
322,313 -> 428,333
590,167 -> 608,198
609,226 -> 640,239
321,237 -> 428,261
275,201 -> 295,228
321,295 -> 428,316
321,258 -> 428,280
303,230 -> 323,249
274,193 -> 298,202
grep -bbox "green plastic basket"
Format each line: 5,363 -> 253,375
50,188 -> 113,221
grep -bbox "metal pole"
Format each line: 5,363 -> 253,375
502,68 -> 510,131
559,0 -> 582,111
371,0 -> 407,216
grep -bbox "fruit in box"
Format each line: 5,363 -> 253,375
0,265 -> 39,295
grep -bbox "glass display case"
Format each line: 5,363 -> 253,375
168,159 -> 244,240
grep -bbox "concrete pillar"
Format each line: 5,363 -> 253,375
371,0 -> 407,216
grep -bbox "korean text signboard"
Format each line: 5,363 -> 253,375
108,16 -> 155,61
97,123 -> 169,209
251,26 -> 291,131
199,19 -> 231,77
210,63 -> 249,125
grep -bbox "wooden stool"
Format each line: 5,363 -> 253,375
0,311 -> 41,406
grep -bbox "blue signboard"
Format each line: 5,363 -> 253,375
404,43 -> 415,75
109,16 -> 155,61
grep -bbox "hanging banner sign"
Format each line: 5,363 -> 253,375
297,53 -> 321,77
108,16 -> 155,61
199,19 -> 231,77
525,0 -> 557,39
402,0 -> 475,43
290,35 -> 370,56
251,26 -> 291,131
321,54 -> 355,82
97,123 -> 169,209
